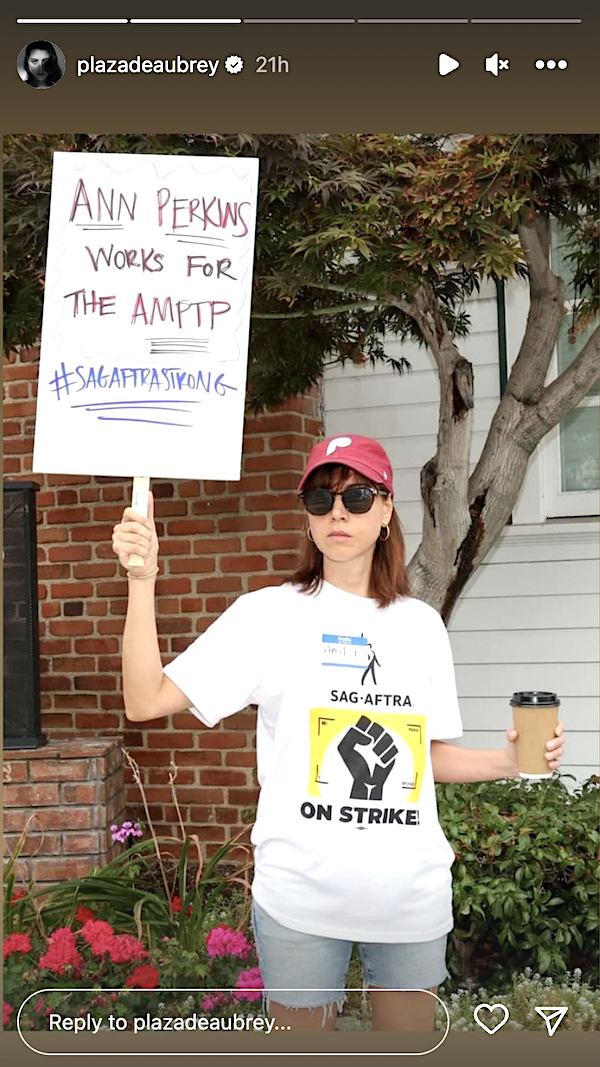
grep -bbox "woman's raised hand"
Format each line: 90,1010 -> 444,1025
112,490 -> 159,577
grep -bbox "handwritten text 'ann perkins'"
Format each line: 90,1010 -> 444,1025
69,180 -> 252,237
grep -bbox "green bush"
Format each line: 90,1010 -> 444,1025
436,774 -> 599,988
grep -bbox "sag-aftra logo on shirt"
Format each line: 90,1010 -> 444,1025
298,630 -> 428,828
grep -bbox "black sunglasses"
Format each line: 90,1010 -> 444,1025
299,485 -> 389,515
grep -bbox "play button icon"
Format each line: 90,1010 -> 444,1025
439,53 -> 460,76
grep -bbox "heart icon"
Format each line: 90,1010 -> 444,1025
474,1003 -> 510,1034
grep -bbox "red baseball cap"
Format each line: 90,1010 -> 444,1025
298,434 -> 394,497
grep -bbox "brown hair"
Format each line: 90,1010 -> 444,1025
289,463 -> 412,608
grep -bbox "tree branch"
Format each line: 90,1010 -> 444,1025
520,324 -> 600,449
509,216 -> 565,401
382,283 -> 444,362
469,214 -> 566,507
518,214 -> 552,288
251,301 -> 380,319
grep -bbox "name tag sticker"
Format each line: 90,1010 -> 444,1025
321,633 -> 370,669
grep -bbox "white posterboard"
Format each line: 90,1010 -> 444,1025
33,152 -> 259,480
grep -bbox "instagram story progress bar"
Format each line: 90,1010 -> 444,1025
16,18 -> 129,22
16,17 -> 242,23
129,19 -> 242,23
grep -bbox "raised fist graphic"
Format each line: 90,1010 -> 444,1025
337,715 -> 398,801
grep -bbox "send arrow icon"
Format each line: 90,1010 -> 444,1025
439,53 -> 460,76
534,1006 -> 569,1036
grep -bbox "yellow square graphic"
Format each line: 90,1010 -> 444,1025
308,707 -> 426,804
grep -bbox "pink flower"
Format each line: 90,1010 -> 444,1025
232,967 -> 263,1002
125,965 -> 160,989
206,925 -> 252,959
4,1002 -> 14,1026
75,906 -> 96,923
201,992 -> 227,1011
34,997 -> 46,1014
3,932 -> 33,958
106,934 -> 148,964
111,820 -> 143,844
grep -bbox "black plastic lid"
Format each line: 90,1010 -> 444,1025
510,691 -> 560,707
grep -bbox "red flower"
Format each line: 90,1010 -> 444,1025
3,1002 -> 13,1027
80,919 -> 115,956
75,906 -> 96,924
170,895 -> 193,916
49,926 -> 77,943
80,919 -> 114,941
125,965 -> 160,989
10,889 -> 27,905
38,926 -> 81,974
106,935 -> 148,965
38,937 -> 83,976
3,932 -> 33,958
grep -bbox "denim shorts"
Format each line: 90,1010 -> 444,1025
251,897 -> 449,1011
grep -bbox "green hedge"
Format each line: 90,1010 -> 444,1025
436,774 -> 599,988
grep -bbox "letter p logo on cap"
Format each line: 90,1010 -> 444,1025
326,436 -> 353,456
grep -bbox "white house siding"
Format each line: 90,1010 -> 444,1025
323,279 -> 599,783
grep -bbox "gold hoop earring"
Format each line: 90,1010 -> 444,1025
380,524 -> 390,542
307,528 -> 314,542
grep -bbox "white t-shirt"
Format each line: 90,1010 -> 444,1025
163,580 -> 463,943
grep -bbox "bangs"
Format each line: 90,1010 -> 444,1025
304,464 -> 379,494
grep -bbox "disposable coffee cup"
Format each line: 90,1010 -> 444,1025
510,691 -> 560,779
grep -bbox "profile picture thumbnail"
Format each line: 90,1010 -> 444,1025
17,41 -> 66,89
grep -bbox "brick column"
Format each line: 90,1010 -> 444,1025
3,738 -> 126,885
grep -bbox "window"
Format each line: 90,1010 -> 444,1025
543,224 -> 599,517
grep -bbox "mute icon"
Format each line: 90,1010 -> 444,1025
485,52 -> 510,75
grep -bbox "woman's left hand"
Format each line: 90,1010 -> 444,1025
504,721 -> 565,777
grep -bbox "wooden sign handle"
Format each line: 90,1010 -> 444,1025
128,476 -> 150,567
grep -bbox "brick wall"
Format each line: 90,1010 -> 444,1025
4,346 -> 323,858
4,738 -> 125,885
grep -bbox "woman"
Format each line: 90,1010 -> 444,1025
21,41 -> 63,88
112,433 -> 565,1032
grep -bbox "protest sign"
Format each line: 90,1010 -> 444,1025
32,151 -> 259,480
